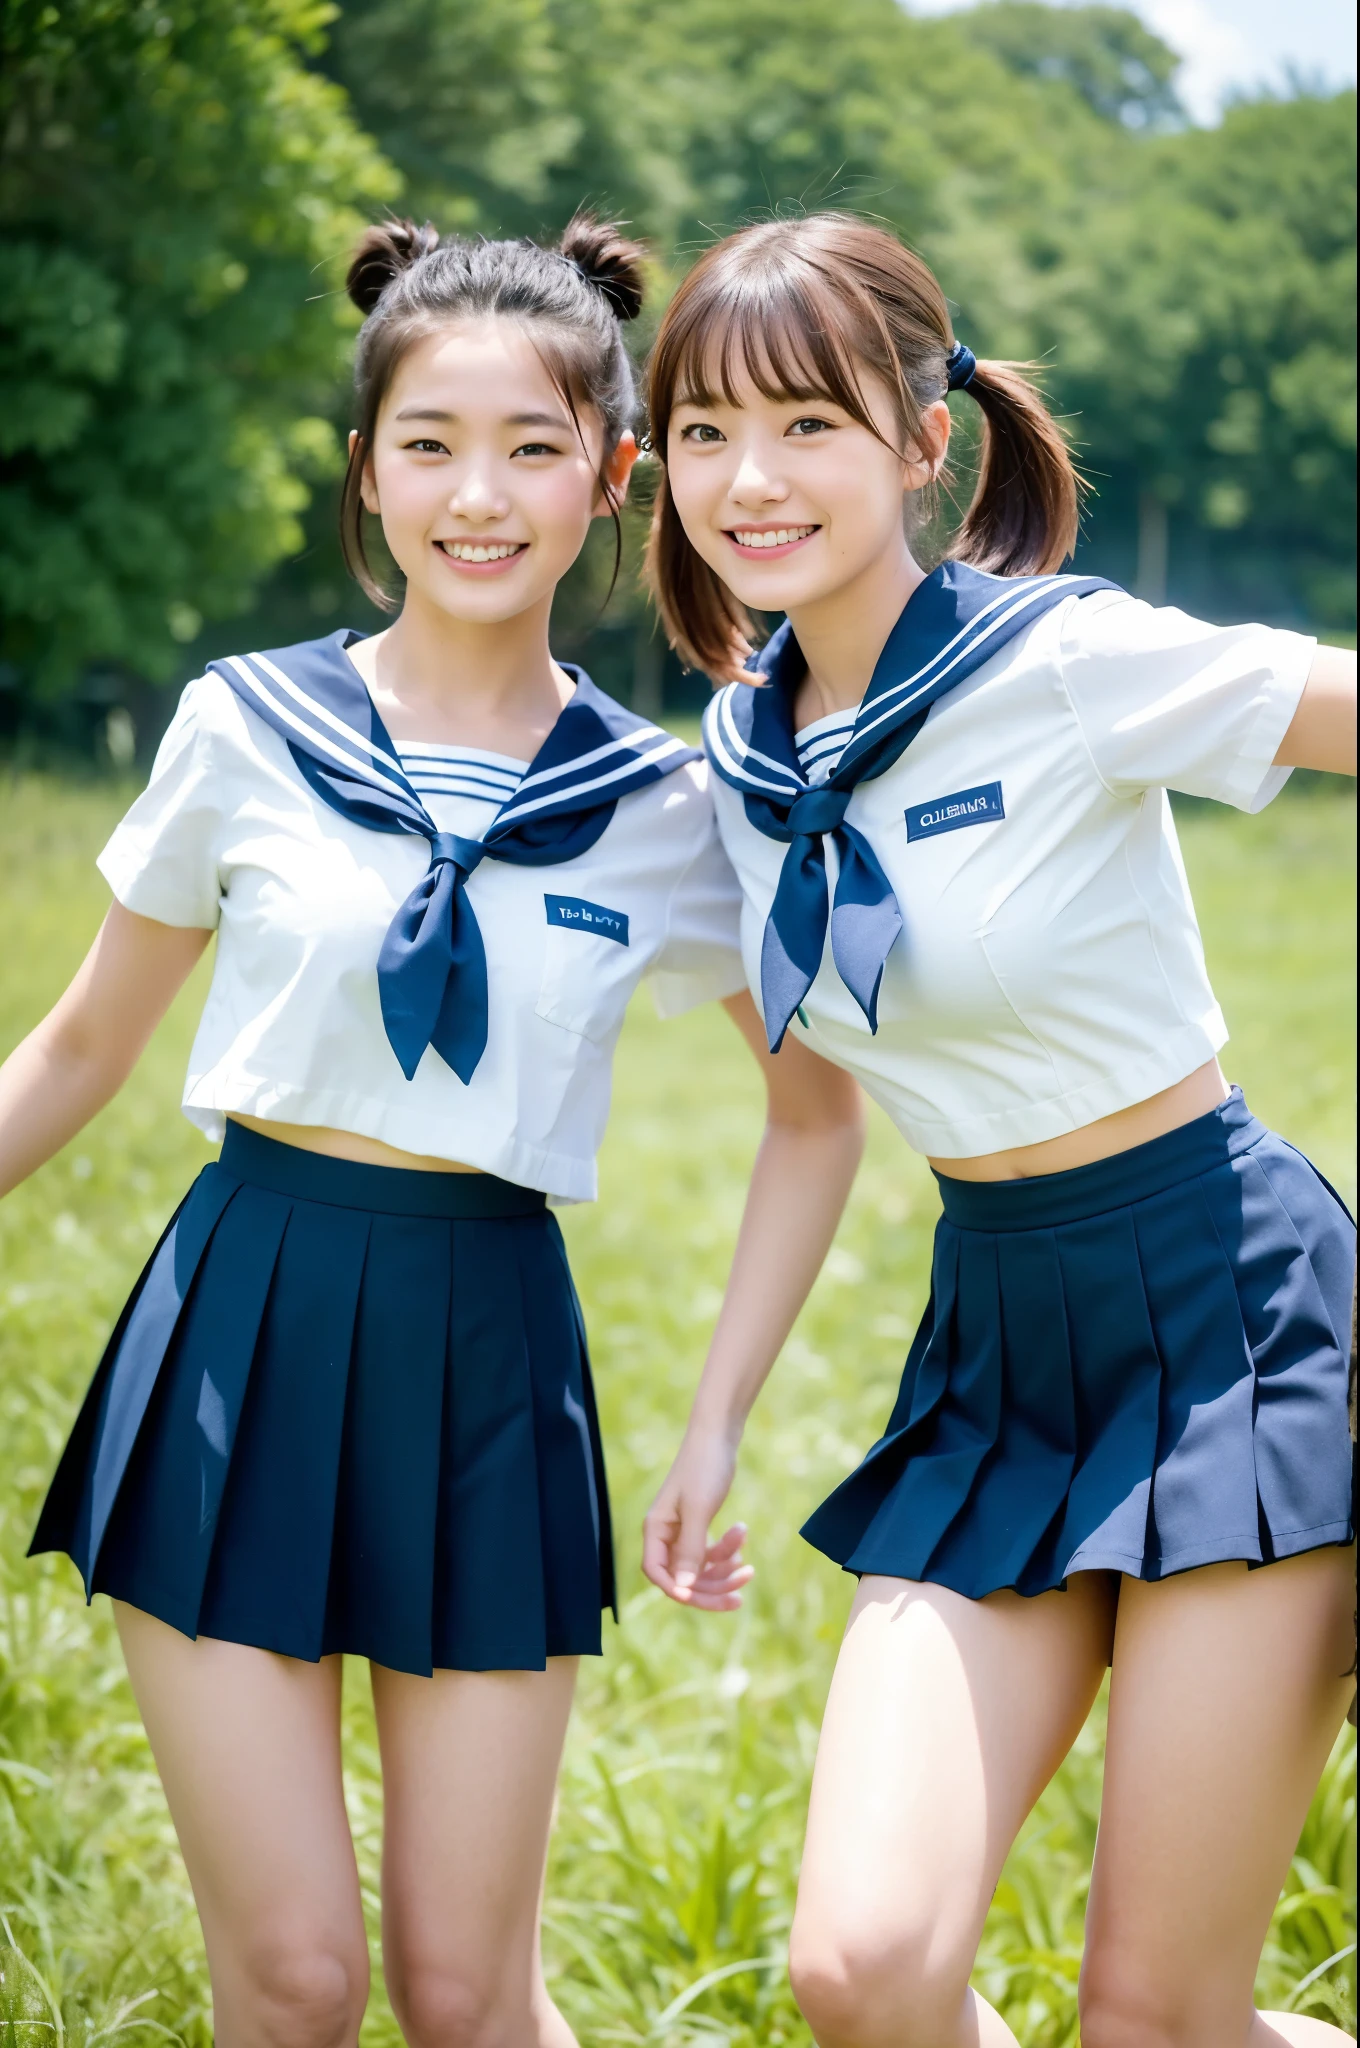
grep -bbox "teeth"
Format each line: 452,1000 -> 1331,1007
733,527 -> 816,549
441,541 -> 523,562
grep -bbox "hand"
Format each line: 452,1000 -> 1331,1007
642,1430 -> 755,1610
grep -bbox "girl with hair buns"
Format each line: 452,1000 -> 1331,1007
641,212 -> 1357,2048
0,213 -> 864,2044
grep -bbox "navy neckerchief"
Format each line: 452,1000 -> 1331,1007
703,561 -> 1120,1053
208,630 -> 698,1084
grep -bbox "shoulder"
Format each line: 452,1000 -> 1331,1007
176,667 -> 259,736
147,665 -> 291,791
619,753 -> 717,844
1050,588 -> 1313,683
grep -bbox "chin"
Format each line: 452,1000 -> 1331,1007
416,582 -> 535,625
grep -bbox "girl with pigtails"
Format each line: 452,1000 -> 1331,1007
0,214 -> 860,2045
641,214 -> 1357,2048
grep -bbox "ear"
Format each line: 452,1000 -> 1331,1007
351,430 -> 381,515
903,398 -> 951,491
592,431 -> 641,519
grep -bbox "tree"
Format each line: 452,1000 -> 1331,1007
0,0 -> 396,700
1035,91 -> 1357,628
966,2 -> 1182,129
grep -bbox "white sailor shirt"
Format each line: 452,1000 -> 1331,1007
100,666 -> 747,1200
707,586 -> 1314,1159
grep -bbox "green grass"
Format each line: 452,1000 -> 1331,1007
0,773 -> 1354,2044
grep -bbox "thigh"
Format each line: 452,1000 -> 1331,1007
372,1657 -> 578,2001
797,1571 -> 1116,1964
114,1604 -> 366,1999
1086,1547 -> 1357,2036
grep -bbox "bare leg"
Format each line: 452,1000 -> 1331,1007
114,1603 -> 368,2048
371,1656 -> 580,2048
1081,1546 -> 1357,2048
789,1571 -> 1117,2048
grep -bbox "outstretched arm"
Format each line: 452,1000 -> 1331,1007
643,989 -> 865,1609
0,903 -> 211,1200
1276,645 -> 1356,775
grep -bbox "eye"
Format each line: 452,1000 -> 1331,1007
511,441 -> 563,459
404,437 -> 449,455
679,422 -> 726,445
787,416 -> 833,438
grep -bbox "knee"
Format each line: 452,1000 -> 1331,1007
239,1937 -> 368,2048
387,1963 -> 515,2048
788,1909 -> 971,2048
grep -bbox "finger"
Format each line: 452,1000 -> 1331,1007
704,1523 -> 748,1566
671,1500 -> 715,1600
641,1507 -> 682,1595
695,1561 -> 755,1593
692,1571 -> 755,1607
687,1585 -> 748,1612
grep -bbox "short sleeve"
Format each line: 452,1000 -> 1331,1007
1058,590 -> 1315,812
96,677 -> 224,927
648,778 -> 749,1019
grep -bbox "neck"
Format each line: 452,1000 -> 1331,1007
361,585 -> 572,749
785,534 -> 928,724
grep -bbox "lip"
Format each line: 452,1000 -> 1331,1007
434,538 -> 530,577
723,524 -> 820,561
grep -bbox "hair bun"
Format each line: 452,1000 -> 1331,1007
346,219 -> 440,316
559,212 -> 647,323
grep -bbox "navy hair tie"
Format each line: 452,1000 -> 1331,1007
946,341 -> 978,393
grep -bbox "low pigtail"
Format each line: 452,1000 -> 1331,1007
951,358 -> 1081,576
645,217 -> 1090,676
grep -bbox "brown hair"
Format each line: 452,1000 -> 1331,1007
341,213 -> 647,608
644,214 -> 1080,676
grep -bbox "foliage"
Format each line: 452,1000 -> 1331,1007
0,0 -> 396,698
0,775 -> 1354,2040
1038,91 -> 1358,629
1,0 -> 1354,722
966,2 -> 1183,128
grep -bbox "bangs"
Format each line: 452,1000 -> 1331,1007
663,255 -> 905,451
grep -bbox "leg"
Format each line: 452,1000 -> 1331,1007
790,1570 -> 1117,2048
114,1603 -> 369,2048
371,1656 -> 580,2048
1081,1545 -> 1357,2048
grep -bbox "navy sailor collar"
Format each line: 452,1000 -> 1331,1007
204,629 -> 698,1086
701,561 -> 1120,1053
211,628 -> 695,832
705,559 -> 1118,796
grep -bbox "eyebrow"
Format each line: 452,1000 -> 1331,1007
393,406 -> 573,430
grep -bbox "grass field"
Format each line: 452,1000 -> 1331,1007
0,772 -> 1354,2044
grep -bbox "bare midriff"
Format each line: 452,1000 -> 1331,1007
227,1113 -> 483,1173
926,1058 -> 1231,1184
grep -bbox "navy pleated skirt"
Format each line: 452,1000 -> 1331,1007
31,1123 -> 614,1673
802,1090 -> 1355,1597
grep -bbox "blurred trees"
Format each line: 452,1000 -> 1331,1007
1046,92 -> 1357,626
0,0 -> 394,701
0,0 -> 1353,737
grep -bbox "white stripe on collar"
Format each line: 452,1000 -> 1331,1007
225,654 -> 414,806
497,731 -> 692,824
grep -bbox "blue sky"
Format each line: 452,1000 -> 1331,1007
907,0 -> 1358,121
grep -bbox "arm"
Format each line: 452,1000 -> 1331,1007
642,989 -> 866,1608
0,903 -> 211,1200
1275,645 -> 1356,775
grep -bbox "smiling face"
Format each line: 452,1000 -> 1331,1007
357,317 -> 636,626
665,356 -> 950,623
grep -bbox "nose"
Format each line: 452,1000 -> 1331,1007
729,441 -> 789,509
447,463 -> 509,522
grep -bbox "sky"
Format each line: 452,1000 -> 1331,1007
907,0 -> 1358,122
